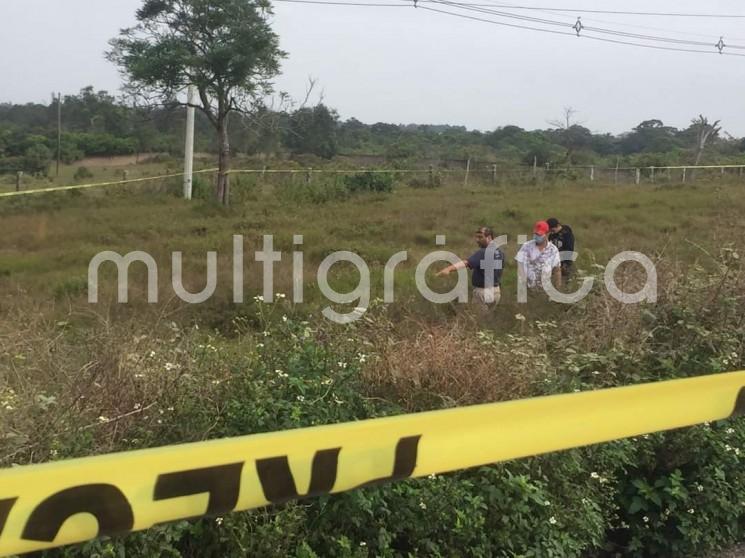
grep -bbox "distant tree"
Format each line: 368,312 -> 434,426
22,143 -> 52,175
284,104 -> 339,158
108,0 -> 286,205
689,115 -> 721,166
620,119 -> 679,154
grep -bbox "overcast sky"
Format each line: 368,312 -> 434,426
1,0 -> 745,135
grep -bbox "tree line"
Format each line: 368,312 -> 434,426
2,90 -> 742,177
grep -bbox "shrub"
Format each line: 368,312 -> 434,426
73,166 -> 94,181
343,171 -> 393,193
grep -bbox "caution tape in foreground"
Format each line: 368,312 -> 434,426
1,371 -> 744,556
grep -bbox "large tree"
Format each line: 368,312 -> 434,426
108,0 -> 285,204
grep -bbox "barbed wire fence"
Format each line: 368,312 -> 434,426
3,161 -> 745,199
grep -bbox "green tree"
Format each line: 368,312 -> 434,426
108,0 -> 286,205
22,143 -> 52,175
284,104 -> 339,158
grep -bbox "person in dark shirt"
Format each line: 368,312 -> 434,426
436,226 -> 505,308
546,217 -> 575,280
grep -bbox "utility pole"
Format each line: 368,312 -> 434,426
56,92 -> 62,179
183,85 -> 196,200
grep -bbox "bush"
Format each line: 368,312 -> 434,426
343,171 -> 393,193
73,166 -> 94,181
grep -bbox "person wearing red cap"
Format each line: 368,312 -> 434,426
515,220 -> 561,290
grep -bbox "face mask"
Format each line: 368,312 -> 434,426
534,234 -> 546,244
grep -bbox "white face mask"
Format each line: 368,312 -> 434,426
534,234 -> 546,244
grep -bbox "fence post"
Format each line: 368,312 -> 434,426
650,167 -> 655,183
492,164 -> 497,185
721,166 -> 725,178
16,171 -> 22,192
306,168 -> 312,185
635,168 -> 640,185
532,156 -> 538,178
122,170 -> 129,181
428,164 -> 434,188
682,167 -> 687,183
614,157 -> 619,184
464,157 -> 471,187
590,166 -> 595,182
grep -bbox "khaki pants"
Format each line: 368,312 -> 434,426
472,286 -> 501,308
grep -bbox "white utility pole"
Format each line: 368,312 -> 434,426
183,85 -> 197,200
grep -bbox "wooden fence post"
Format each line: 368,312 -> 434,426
16,171 -> 22,192
492,164 -> 497,185
306,168 -> 312,185
682,167 -> 687,183
464,157 -> 471,187
428,164 -> 434,187
650,167 -> 655,183
635,168 -> 640,185
532,156 -> 538,178
590,166 -> 595,182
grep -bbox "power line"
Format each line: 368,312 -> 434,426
275,0 -> 745,56
427,0 -> 745,51
415,2 -> 745,18
419,4 -> 745,56
447,1 -> 745,42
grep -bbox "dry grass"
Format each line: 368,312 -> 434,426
0,297 -> 202,465
361,311 -> 550,410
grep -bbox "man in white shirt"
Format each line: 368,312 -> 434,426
515,220 -> 561,290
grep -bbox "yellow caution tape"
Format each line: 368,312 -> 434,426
0,169 -> 218,199
1,371 -> 744,556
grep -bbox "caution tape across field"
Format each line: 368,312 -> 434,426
1,371 -> 744,556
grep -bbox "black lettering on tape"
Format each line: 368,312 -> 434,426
256,448 -> 340,504
731,386 -> 745,417
153,462 -> 244,517
0,498 -> 17,537
355,435 -> 421,488
22,485 -> 134,542
255,435 -> 421,504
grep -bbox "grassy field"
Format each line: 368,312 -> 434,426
3,163 -> 745,556
2,166 -> 741,301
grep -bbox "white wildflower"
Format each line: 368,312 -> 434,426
297,395 -> 305,402
643,516 -> 649,523
548,516 -> 557,525
590,472 -> 600,479
98,416 -> 109,423
419,501 -> 427,510
727,428 -> 736,435
688,508 -> 694,514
